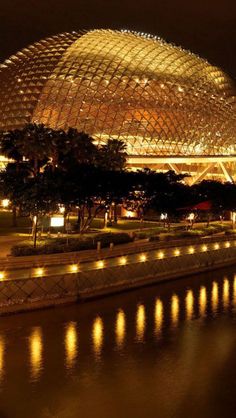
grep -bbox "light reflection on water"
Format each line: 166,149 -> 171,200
1,269 -> 236,417
92,316 -> 103,359
29,327 -> 43,382
199,286 -> 207,317
186,289 -> 194,320
223,277 -> 230,311
211,281 -> 218,314
234,275 -> 236,305
154,298 -> 163,337
0,336 -> 4,381
65,322 -> 78,369
171,294 -> 179,327
136,304 -> 146,342
116,309 -> 126,349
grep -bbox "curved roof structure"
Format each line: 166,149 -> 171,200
0,29 -> 236,159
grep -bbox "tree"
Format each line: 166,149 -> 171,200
124,169 -> 187,219
99,139 -> 127,171
0,163 -> 59,247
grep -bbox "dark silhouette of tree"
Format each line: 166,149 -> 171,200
99,139 -> 127,171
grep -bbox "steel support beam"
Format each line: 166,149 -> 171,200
219,162 -> 234,183
190,163 -> 215,185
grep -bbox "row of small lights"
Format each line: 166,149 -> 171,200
0,241 -> 233,281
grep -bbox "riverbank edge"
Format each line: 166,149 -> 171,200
1,255 -> 236,316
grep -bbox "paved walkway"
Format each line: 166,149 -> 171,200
0,235 -> 25,257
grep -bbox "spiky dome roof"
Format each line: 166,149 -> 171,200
0,29 -> 236,156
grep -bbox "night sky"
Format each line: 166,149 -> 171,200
1,0 -> 236,80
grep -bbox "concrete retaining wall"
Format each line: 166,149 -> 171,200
1,240 -> 236,315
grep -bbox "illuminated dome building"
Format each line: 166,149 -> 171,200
0,29 -> 236,183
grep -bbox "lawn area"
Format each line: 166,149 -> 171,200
0,211 -> 165,236
90,218 -> 163,230
0,210 -> 233,239
0,210 -> 31,235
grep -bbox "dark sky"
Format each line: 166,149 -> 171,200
1,0 -> 236,79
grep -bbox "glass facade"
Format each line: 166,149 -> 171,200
0,29 -> 236,159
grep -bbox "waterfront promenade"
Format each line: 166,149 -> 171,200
0,234 -> 236,314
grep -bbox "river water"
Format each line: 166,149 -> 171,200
1,267 -> 236,418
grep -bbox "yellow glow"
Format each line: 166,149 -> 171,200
116,310 -> 126,348
65,322 -> 78,369
223,278 -> 230,310
124,209 -> 136,218
0,272 -> 5,280
202,245 -> 207,252
92,316 -> 103,358
97,260 -> 104,269
0,336 -> 5,381
214,243 -> 220,250
1,199 -> 9,208
140,253 -> 147,262
136,304 -> 146,341
119,256 -> 127,265
199,286 -> 207,317
30,327 -> 43,381
211,281 -> 218,314
34,267 -> 44,277
188,246 -> 195,254
1,29 -> 236,182
50,216 -> 64,227
186,290 -> 194,320
154,298 -> 163,336
158,251 -> 164,259
174,249 -> 180,256
70,264 -> 79,273
225,241 -> 230,248
171,294 -> 179,327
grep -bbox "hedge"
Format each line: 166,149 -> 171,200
11,232 -> 133,256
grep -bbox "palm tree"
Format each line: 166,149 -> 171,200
66,128 -> 98,165
0,129 -> 23,162
100,139 -> 127,171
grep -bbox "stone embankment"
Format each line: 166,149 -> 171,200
0,235 -> 236,314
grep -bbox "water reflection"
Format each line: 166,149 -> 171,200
171,294 -> 179,327
211,281 -> 219,314
92,316 -> 103,359
0,336 -> 5,381
29,327 -> 43,381
136,304 -> 146,342
186,290 -> 194,320
223,278 -> 230,311
199,286 -> 207,318
116,310 -> 126,349
154,298 -> 163,337
2,268 -> 236,398
233,275 -> 236,306
65,322 -> 78,369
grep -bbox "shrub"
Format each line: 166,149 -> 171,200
11,232 -> 133,256
160,233 -> 176,242
133,228 -> 166,240
175,230 -> 203,238
224,229 -> 236,235
149,235 -> 160,242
